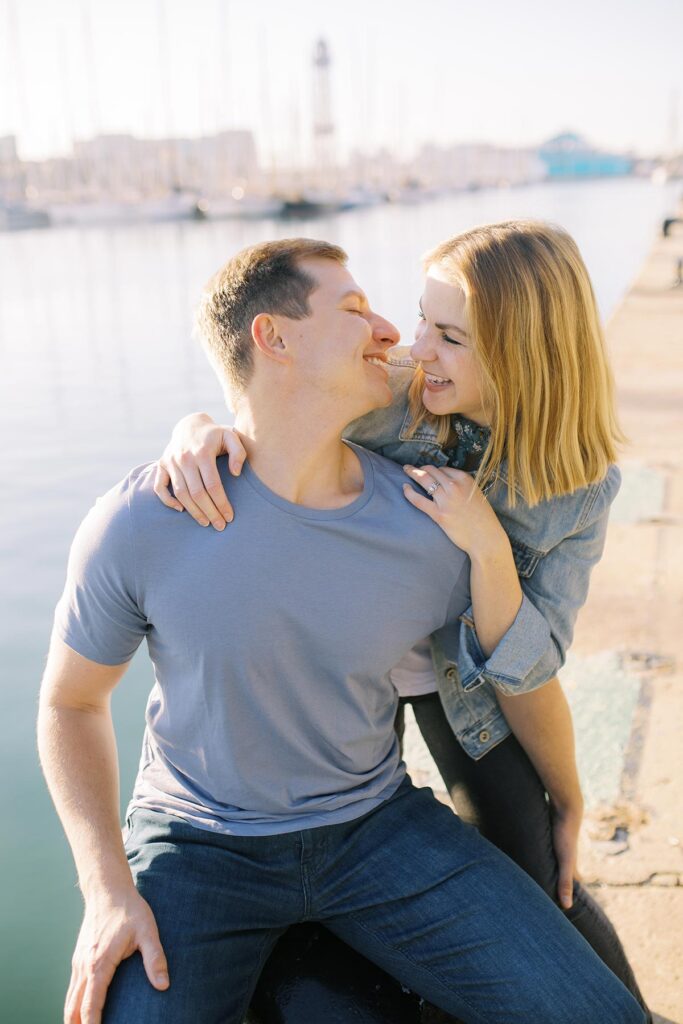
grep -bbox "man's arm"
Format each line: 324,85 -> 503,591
38,637 -> 169,1024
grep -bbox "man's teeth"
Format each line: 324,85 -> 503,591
426,374 -> 451,384
365,357 -> 386,367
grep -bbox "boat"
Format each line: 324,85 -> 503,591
196,194 -> 285,220
45,191 -> 198,227
0,203 -> 50,231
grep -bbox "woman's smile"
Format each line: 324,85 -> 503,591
423,371 -> 453,391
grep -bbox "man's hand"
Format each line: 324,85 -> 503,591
550,802 -> 583,911
154,413 -> 246,530
65,888 -> 169,1024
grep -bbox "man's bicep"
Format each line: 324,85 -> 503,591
40,634 -> 131,712
54,478 -> 149,666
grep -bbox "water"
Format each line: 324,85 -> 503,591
0,177 -> 679,1021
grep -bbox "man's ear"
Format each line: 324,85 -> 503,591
251,313 -> 289,365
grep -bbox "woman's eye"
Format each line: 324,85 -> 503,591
442,333 -> 461,345
417,309 -> 426,320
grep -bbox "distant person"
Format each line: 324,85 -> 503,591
38,237 -> 645,1024
155,222 -> 651,1022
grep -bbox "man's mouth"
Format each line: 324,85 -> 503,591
364,356 -> 388,368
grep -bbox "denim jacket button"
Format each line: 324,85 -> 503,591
478,730 -> 490,743
445,667 -> 457,681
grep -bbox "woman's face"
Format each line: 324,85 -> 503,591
410,264 -> 489,426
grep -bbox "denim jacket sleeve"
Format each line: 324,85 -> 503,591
448,465 -> 622,697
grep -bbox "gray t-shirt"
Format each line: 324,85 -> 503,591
54,443 -> 470,836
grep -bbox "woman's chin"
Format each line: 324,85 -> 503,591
422,386 -> 457,416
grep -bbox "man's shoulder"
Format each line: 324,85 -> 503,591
358,447 -> 465,554
78,462 -> 163,543
359,444 -> 410,484
98,461 -> 158,514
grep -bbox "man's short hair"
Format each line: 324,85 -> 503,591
195,237 -> 348,397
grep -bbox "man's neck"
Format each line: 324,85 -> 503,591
233,401 -> 365,509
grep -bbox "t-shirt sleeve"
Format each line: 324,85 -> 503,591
444,556 -> 471,625
53,475 -> 149,665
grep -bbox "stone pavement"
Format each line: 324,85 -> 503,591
403,207 -> 683,1021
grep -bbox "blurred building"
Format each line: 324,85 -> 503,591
538,133 -> 634,178
19,130 -> 259,203
413,142 -> 545,190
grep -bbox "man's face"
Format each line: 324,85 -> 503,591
278,258 -> 400,418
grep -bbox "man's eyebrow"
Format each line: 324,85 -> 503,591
339,289 -> 368,305
418,298 -> 469,338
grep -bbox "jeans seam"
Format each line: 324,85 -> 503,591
344,911 -> 489,1024
235,933 -> 283,1024
299,833 -> 312,919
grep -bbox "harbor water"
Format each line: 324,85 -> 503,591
0,176 -> 679,1021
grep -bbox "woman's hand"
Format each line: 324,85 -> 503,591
402,464 -> 504,558
154,413 -> 247,530
550,800 -> 584,910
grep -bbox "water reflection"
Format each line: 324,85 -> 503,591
0,176 -> 678,1020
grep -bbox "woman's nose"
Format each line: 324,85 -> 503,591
410,326 -> 433,362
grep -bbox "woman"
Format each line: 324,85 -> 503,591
154,220 -> 650,1021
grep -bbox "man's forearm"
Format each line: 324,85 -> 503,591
497,678 -> 583,811
37,702 -> 134,900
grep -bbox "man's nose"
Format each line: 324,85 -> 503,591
370,312 -> 400,349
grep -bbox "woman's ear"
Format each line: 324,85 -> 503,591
251,313 -> 288,364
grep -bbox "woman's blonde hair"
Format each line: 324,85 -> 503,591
408,220 -> 625,507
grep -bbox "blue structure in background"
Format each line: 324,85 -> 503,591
538,133 -> 634,179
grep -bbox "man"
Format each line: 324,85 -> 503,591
38,238 -> 644,1024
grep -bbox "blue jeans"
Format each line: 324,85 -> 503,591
103,779 -> 644,1024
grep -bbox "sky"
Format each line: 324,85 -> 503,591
1,0 -> 681,165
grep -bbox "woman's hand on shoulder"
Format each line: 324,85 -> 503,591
153,413 -> 247,530
402,464 -> 505,558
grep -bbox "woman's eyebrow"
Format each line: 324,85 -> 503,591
419,298 -> 469,337
437,322 -> 469,337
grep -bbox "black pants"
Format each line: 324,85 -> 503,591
249,693 -> 650,1024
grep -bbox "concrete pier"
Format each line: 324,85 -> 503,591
578,211 -> 683,1022
403,209 -> 683,1020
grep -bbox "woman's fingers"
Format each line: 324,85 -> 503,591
223,427 -> 247,478
556,821 -> 581,911
403,465 -> 451,493
557,856 -> 575,911
153,463 -> 184,512
404,465 -> 481,509
402,483 -> 438,519
171,459 -> 228,530
551,811 -> 580,911
194,457 -> 234,524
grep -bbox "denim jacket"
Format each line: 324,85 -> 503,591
344,355 -> 621,760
